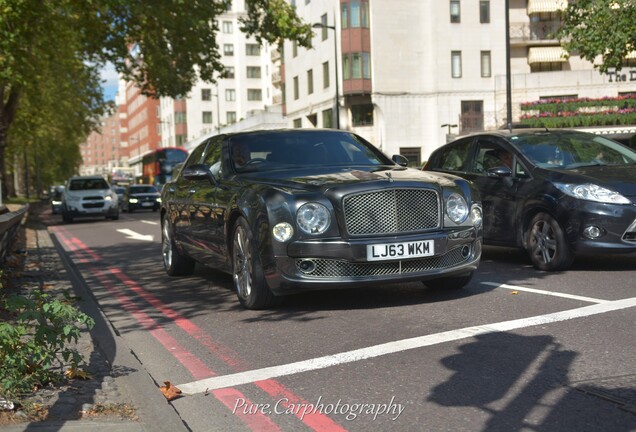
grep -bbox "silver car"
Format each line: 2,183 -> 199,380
62,176 -> 120,223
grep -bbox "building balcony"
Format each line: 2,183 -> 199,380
271,48 -> 281,62
272,70 -> 282,87
510,21 -> 562,46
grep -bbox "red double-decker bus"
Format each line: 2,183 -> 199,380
141,147 -> 188,186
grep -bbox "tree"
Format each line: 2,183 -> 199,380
0,0 -> 313,197
559,0 -> 636,73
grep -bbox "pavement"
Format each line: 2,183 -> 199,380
1,203 -> 188,431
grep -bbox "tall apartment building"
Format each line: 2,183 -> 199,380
283,0 -> 636,164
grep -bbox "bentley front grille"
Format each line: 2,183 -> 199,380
295,245 -> 470,278
343,188 -> 440,235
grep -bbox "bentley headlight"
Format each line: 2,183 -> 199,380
555,183 -> 631,204
297,202 -> 330,235
470,204 -> 483,227
446,193 -> 469,224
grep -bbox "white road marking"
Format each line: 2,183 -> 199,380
141,220 -> 159,225
176,296 -> 636,394
116,228 -> 154,242
481,282 -> 609,304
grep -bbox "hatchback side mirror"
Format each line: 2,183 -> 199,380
392,154 -> 409,167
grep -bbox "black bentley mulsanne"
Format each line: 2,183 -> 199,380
161,129 -> 483,309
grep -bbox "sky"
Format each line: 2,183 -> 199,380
100,62 -> 119,102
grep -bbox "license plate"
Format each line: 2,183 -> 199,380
367,240 -> 434,261
141,202 -> 153,207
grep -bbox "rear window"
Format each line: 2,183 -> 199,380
69,178 -> 109,190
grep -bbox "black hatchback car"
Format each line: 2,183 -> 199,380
424,129 -> 636,271
122,185 -> 161,212
161,129 -> 483,309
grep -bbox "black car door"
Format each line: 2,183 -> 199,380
188,137 -> 226,267
466,136 -> 528,245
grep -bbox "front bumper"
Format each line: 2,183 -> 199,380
559,199 -> 636,253
265,227 -> 481,295
64,203 -> 118,218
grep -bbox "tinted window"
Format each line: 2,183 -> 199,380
434,138 -> 472,171
182,143 -> 207,171
69,178 -> 109,190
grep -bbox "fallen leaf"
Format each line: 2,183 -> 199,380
65,368 -> 93,380
511,291 -> 519,295
160,381 -> 183,401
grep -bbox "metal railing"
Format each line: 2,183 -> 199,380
0,205 -> 28,263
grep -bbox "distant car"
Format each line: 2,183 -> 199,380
113,186 -> 126,202
122,185 -> 161,212
161,129 -> 483,309
424,129 -> 636,271
61,176 -> 119,223
50,185 -> 65,214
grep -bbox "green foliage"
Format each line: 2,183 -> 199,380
0,290 -> 94,399
559,0 -> 636,73
520,95 -> 636,113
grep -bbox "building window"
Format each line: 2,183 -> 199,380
202,111 -> 213,124
222,21 -> 233,33
247,89 -> 262,101
341,4 -> 349,29
345,53 -> 371,79
531,62 -> 564,73
351,104 -> 374,126
322,109 -> 333,128
247,66 -> 261,78
320,14 -> 328,40
227,111 -> 237,124
201,89 -> 211,101
323,61 -> 330,88
175,135 -> 187,146
451,51 -> 462,78
450,0 -> 461,23
175,112 -> 187,124
480,1 -> 490,23
223,44 -> 234,56
348,1 -> 369,28
225,66 -> 235,79
246,44 -> 260,56
293,41 -> 298,57
293,76 -> 299,100
481,51 -> 491,77
225,89 -> 236,101
307,69 -> 314,95
293,118 -> 302,128
307,113 -> 318,127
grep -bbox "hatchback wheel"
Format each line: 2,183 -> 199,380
162,217 -> 195,276
232,217 -> 277,309
526,212 -> 574,271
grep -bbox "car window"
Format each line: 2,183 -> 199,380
68,178 -> 109,190
182,142 -> 207,171
434,139 -> 472,171
202,138 -> 223,177
130,186 -> 158,193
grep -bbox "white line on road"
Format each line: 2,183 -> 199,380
116,228 -> 154,242
481,282 -> 609,304
141,220 -> 159,225
176,296 -> 636,394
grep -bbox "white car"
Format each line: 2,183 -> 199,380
62,176 -> 120,223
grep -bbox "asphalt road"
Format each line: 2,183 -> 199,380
46,210 -> 636,432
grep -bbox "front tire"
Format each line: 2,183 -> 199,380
526,212 -> 574,271
162,216 -> 195,276
232,217 -> 277,310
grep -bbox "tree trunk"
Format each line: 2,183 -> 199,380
0,86 -> 22,199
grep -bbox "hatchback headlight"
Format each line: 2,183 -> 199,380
297,202 -> 331,235
555,183 -> 631,205
446,193 -> 469,224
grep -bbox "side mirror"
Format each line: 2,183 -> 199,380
392,154 -> 409,167
181,164 -> 217,184
486,166 -> 512,178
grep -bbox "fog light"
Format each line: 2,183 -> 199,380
272,222 -> 293,242
461,245 -> 471,258
583,225 -> 602,239
298,260 -> 316,274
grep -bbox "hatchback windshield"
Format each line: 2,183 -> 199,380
69,178 -> 109,190
510,132 -> 636,169
130,185 -> 158,193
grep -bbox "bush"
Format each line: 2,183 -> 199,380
0,289 -> 94,399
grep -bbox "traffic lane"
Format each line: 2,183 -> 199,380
480,245 -> 636,301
